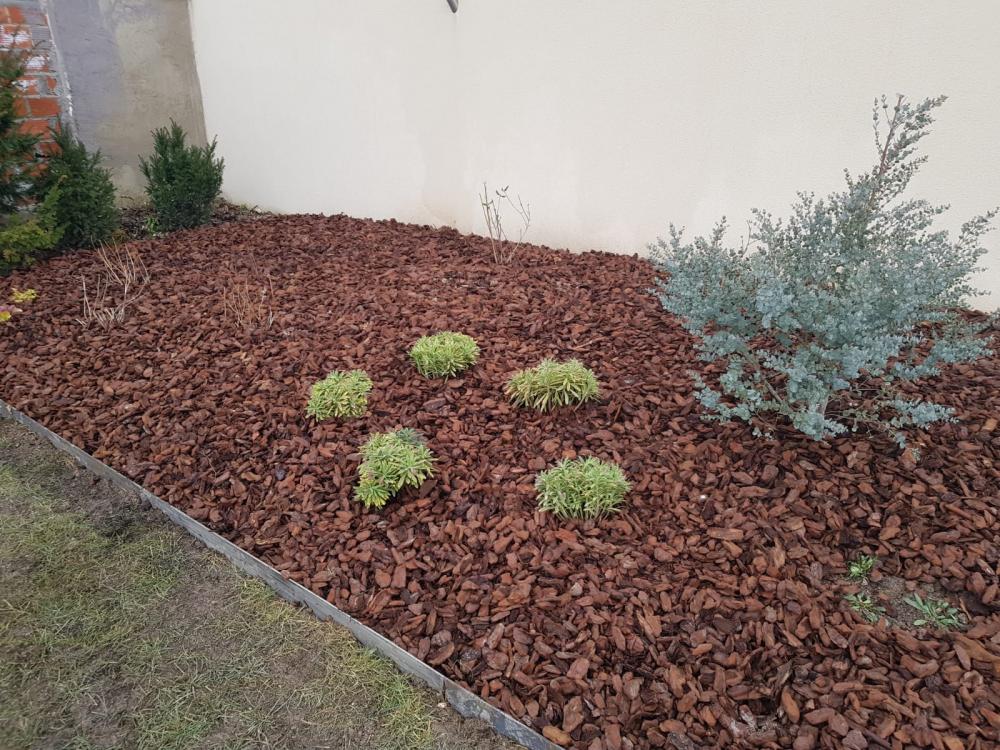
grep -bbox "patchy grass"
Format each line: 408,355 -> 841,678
0,421 -> 513,750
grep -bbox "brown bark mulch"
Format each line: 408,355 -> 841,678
2,214 -> 998,749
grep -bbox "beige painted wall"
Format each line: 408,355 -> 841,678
189,0 -> 1000,308
48,0 -> 206,198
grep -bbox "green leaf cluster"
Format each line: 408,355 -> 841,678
651,96 -> 995,446
1,184 -> 63,272
847,554 -> 877,582
306,370 -> 372,421
409,331 -> 479,378
38,129 -> 117,249
506,359 -> 599,411
845,592 -> 885,623
140,120 -> 224,231
535,457 -> 629,519
904,593 -> 965,629
354,429 -> 435,509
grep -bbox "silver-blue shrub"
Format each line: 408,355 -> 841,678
651,95 -> 996,446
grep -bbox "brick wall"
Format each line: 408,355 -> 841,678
1,0 -> 67,153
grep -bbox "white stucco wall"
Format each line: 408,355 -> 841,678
189,0 -> 1000,309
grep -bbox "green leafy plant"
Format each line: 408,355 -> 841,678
845,592 -> 885,623
139,120 -> 224,231
1,287 -> 37,324
10,287 -> 37,303
306,370 -> 372,421
651,95 -> 995,447
37,128 -> 117,249
1,184 -> 63,272
904,593 -> 965,629
847,554 -> 877,582
0,38 -> 39,215
535,457 -> 629,519
409,331 -> 480,378
506,359 -> 600,411
354,429 -> 435,509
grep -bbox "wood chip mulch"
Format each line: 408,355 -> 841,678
2,214 -> 998,749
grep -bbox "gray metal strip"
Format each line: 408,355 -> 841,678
0,398 -> 556,750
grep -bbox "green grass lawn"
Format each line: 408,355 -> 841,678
0,421 -> 512,750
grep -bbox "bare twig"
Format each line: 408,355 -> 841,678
479,182 -> 531,265
77,242 -> 149,331
222,253 -> 276,331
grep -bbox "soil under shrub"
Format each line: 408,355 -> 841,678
1,214 -> 998,749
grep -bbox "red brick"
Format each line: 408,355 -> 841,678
18,118 -> 52,137
13,97 -> 27,116
28,97 -> 58,117
5,7 -> 25,24
16,77 -> 39,95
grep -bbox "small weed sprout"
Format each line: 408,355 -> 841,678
306,370 -> 372,421
845,592 -> 885,623
506,359 -> 600,411
847,554 -> 877,582
409,332 -> 480,378
904,594 -> 965,629
480,183 -> 531,265
354,429 -> 435,510
535,457 -> 629,520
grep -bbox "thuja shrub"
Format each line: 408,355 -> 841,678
506,359 -> 599,411
651,95 -> 996,447
0,40 -> 38,214
306,370 -> 372,420
535,457 -> 629,519
354,428 -> 435,509
139,120 -> 224,231
38,128 -> 118,249
409,331 -> 480,377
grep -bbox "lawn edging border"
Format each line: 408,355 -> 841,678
0,398 -> 557,750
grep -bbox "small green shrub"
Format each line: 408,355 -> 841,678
354,429 -> 435,509
506,359 -> 599,411
409,331 -> 480,378
306,370 -> 372,420
651,95 -> 995,447
0,186 -> 63,272
139,120 -> 224,231
847,554 -> 877,582
904,594 -> 965,629
845,592 -> 885,623
535,457 -> 629,519
38,128 -> 117,249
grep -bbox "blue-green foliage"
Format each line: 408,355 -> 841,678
651,96 -> 996,446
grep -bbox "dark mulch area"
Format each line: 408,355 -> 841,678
117,198 -> 269,242
2,214 -> 999,750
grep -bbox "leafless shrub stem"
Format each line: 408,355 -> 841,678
222,254 -> 276,331
480,183 -> 531,265
77,243 -> 149,331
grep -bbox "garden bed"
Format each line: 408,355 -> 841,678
2,214 -> 998,749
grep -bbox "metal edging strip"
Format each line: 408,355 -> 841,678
0,398 -> 557,750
